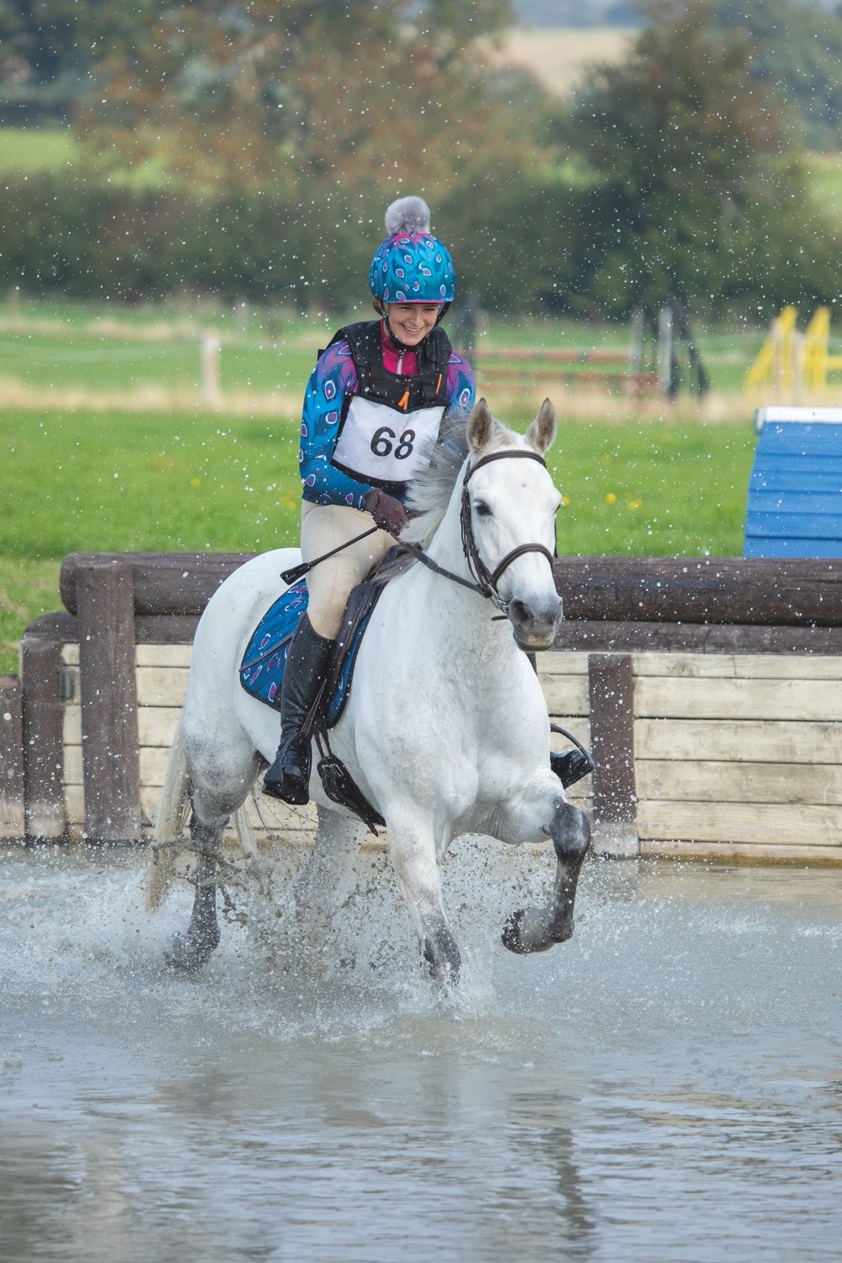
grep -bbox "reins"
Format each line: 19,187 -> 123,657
281,447 -> 556,617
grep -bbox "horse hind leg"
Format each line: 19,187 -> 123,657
165,814 -> 225,971
288,805 -> 367,957
165,742 -> 262,971
502,798 -> 591,956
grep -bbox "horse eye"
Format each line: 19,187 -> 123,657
474,500 -> 492,518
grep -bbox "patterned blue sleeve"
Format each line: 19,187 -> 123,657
299,340 -> 374,508
447,352 -> 475,412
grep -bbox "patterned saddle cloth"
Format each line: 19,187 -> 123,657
239,577 -> 385,730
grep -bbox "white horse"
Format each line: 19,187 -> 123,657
148,398 -> 590,983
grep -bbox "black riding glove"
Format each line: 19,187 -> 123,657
363,488 -> 408,534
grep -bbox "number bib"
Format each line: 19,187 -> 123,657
332,396 -> 444,490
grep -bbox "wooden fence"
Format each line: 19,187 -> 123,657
2,553 -> 842,863
475,347 -> 661,398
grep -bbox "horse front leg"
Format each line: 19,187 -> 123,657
388,816 -> 461,985
166,817 -> 223,971
290,805 -> 367,956
497,787 -> 591,956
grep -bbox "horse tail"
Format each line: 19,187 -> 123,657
146,716 -> 191,911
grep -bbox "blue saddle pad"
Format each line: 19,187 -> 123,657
239,580 -> 376,728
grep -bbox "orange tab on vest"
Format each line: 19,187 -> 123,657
397,389 -> 410,411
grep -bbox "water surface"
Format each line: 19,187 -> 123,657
2,842 -> 841,1262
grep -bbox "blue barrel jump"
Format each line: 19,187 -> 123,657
745,406 -> 842,558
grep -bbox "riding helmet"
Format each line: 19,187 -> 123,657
368,196 -> 457,305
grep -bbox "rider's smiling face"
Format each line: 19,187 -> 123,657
385,302 -> 442,346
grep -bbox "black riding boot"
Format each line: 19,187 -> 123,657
549,722 -> 594,789
551,746 -> 595,789
262,614 -> 335,804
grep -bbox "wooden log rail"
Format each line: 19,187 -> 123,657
476,347 -> 661,396
53,553 -> 842,628
6,553 -> 842,851
551,556 -> 842,654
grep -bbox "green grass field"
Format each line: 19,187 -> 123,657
804,152 -> 842,214
0,289 -> 768,393
0,396 -> 756,675
0,125 -> 79,173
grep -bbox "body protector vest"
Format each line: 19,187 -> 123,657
327,321 -> 453,497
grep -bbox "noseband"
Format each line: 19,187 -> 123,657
400,448 -> 556,618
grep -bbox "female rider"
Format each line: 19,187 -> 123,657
263,196 -> 475,803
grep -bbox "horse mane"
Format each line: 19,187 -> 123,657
402,408 -> 517,547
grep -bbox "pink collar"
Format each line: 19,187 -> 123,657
380,319 -> 418,375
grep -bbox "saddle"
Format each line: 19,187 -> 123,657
240,571 -> 392,831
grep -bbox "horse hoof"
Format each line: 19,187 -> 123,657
422,929 -> 461,986
502,908 -> 563,954
501,909 -> 531,955
165,930 -> 218,972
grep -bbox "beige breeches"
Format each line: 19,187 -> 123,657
300,501 -> 394,638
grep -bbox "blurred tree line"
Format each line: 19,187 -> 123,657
1,0 -> 840,320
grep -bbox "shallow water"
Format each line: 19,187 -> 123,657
2,840 -> 841,1263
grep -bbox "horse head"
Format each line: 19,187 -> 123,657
464,398 -> 563,651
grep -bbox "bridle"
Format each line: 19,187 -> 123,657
460,449 -> 556,613
402,448 -> 556,617
280,448 -> 557,620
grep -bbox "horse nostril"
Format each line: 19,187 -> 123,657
509,596 -> 561,629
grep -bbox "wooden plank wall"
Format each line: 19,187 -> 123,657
59,643 -> 842,862
61,642 -> 320,847
633,652 -> 842,863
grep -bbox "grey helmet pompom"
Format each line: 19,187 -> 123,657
384,195 -> 431,236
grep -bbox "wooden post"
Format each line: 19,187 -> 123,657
75,559 -> 141,843
20,631 -> 66,839
588,652 -> 638,857
657,303 -> 673,396
629,307 -> 645,374
201,330 -> 223,408
0,675 -> 25,838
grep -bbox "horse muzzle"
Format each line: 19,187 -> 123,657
508,592 -> 563,651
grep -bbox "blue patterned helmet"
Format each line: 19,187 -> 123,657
368,196 -> 457,304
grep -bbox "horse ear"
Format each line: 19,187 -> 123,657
525,398 -> 557,455
467,398 -> 495,454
